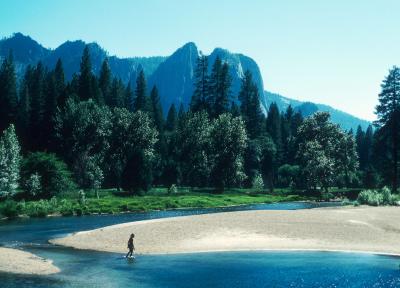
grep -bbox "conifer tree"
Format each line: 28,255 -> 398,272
124,81 -> 133,111
238,70 -> 263,139
109,78 -> 125,108
191,53 -> 210,113
0,124 -> 21,197
166,104 -> 177,132
134,70 -> 147,112
375,66 -> 400,191
17,66 -> 32,148
213,62 -> 231,117
0,52 -> 18,133
99,58 -> 111,105
78,46 -> 93,101
150,85 -> 164,132
29,62 -> 46,150
78,46 -> 102,104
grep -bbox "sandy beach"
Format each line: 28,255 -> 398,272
0,247 -> 60,275
50,206 -> 400,256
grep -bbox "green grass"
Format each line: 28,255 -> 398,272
0,187 -> 306,218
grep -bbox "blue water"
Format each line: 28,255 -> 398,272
1,201 -> 400,287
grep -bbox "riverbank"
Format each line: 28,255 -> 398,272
0,247 -> 60,275
51,206 -> 400,256
0,191 -> 305,218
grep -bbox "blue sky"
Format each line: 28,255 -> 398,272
1,0 -> 400,120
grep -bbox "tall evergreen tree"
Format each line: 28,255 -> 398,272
78,46 -> 102,104
134,70 -> 147,112
0,52 -> 18,133
29,62 -> 46,150
109,77 -> 125,108
149,86 -> 164,132
266,103 -> 282,147
0,124 -> 21,197
191,53 -> 210,113
213,62 -> 231,117
17,65 -> 33,148
99,58 -> 112,105
375,66 -> 400,191
238,70 -> 263,139
124,81 -> 133,111
78,46 -> 93,101
54,59 -> 66,106
165,104 -> 177,132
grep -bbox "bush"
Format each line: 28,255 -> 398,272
26,200 -> 51,217
168,184 -> 178,195
21,152 -> 76,199
0,200 -> 19,217
357,187 -> 397,206
252,174 -> 264,192
25,173 -> 42,197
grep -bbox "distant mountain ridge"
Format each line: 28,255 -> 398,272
264,91 -> 371,131
0,33 -> 369,130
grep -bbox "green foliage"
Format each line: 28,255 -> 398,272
252,174 -> 264,192
210,113 -> 247,190
168,184 -> 178,195
357,187 -> 399,206
0,52 -> 18,132
55,99 -> 112,189
133,70 -> 147,112
238,70 -> 263,139
0,124 -> 21,197
21,152 -> 75,199
25,173 -> 42,197
0,199 -> 18,217
297,112 -> 359,191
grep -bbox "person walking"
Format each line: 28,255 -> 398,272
126,233 -> 135,258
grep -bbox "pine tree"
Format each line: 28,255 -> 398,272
375,66 -> 400,191
150,86 -> 164,132
208,57 -> 222,116
109,77 -> 125,108
78,46 -> 93,101
99,58 -> 112,105
29,62 -> 46,150
0,52 -> 18,133
191,53 -> 210,113
213,62 -> 231,117
238,70 -> 263,139
266,103 -> 282,146
0,124 -> 21,197
134,70 -> 147,112
78,46 -> 102,104
166,104 -> 177,131
124,81 -> 133,111
54,59 -> 66,107
355,126 -> 366,169
17,66 -> 33,148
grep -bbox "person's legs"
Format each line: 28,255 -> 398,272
126,248 -> 132,258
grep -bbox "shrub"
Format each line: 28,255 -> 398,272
21,152 -> 76,199
168,184 -> 178,195
25,173 -> 42,197
356,188 -> 397,206
0,200 -> 18,217
252,174 -> 264,192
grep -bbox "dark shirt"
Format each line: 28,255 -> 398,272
128,238 -> 134,249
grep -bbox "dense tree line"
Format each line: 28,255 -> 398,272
0,47 -> 396,200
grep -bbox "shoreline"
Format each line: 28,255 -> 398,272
0,199 -> 324,221
0,247 -> 60,275
51,206 -> 400,257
